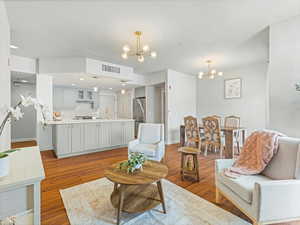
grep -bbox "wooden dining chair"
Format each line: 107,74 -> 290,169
212,115 -> 222,127
224,115 -> 241,156
184,116 -> 202,151
202,116 -> 224,157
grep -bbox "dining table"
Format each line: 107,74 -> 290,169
180,125 -> 246,159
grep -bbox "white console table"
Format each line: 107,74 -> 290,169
0,146 -> 45,225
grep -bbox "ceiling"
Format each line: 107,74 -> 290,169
5,0 -> 300,75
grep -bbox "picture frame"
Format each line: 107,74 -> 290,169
224,78 -> 242,99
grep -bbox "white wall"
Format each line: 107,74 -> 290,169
197,63 -> 267,134
145,86 -> 155,123
134,87 -> 145,98
268,15 -> 300,137
98,90 -> 117,119
11,83 -> 36,142
36,74 -> 53,150
166,69 -> 197,144
0,2 -> 10,151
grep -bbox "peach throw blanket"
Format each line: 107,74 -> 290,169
225,130 -> 285,178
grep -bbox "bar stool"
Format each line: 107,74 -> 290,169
178,146 -> 200,182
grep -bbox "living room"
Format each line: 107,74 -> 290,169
0,1 -> 300,225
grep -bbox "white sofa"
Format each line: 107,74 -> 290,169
215,136 -> 300,225
128,123 -> 165,161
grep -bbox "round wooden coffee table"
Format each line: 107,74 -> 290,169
104,160 -> 168,225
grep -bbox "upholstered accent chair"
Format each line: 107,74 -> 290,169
128,123 -> 165,161
215,136 -> 300,225
202,116 -> 224,156
184,116 -> 202,151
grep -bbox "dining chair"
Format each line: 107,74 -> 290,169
212,115 -> 222,127
202,116 -> 224,157
224,115 -> 241,156
184,116 -> 202,151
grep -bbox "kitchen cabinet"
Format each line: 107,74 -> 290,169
98,122 -> 111,148
71,124 -> 84,153
52,120 -> 134,158
54,125 -> 72,155
111,122 -> 123,146
84,123 -> 98,150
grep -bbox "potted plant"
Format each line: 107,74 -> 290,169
0,95 -> 49,178
119,152 -> 147,173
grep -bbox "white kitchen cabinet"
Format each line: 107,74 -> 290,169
111,122 -> 123,146
123,121 -> 134,144
52,120 -> 135,158
55,125 -> 72,155
98,122 -> 111,148
84,123 -> 98,150
71,124 -> 84,153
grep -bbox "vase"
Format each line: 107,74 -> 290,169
0,156 -> 10,178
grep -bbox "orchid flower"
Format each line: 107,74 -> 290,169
9,106 -> 24,120
20,95 -> 35,107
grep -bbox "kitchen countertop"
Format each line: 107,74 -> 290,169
46,118 -> 135,125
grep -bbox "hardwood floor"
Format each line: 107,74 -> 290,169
12,141 -> 297,225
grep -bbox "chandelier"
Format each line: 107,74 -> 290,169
121,31 -> 157,63
198,60 -> 223,79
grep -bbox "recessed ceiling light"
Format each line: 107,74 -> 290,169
93,87 -> 98,92
80,78 -> 84,81
71,83 -> 76,86
109,88 -> 113,90
10,45 -> 19,49
20,79 -> 28,83
121,89 -> 126,95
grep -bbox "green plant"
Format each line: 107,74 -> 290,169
119,152 -> 147,173
0,149 -> 20,159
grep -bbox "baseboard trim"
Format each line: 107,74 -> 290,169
12,138 -> 37,143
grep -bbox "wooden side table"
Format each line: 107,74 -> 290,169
178,147 -> 200,182
104,160 -> 168,225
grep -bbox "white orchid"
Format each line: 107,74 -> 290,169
9,106 -> 24,120
20,95 -> 35,107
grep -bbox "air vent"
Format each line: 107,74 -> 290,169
102,64 -> 120,73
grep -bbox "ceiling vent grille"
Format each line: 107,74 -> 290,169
102,64 -> 120,73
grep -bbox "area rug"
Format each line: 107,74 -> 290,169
60,178 -> 250,225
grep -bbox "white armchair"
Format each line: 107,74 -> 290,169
215,136 -> 300,225
128,123 -> 165,161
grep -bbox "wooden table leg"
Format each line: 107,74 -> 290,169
117,184 -> 125,225
224,130 -> 234,159
193,154 -> 200,182
157,180 -> 166,214
181,153 -> 185,181
114,182 -> 118,192
242,129 -> 245,145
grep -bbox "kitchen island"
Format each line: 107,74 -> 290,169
47,119 -> 134,158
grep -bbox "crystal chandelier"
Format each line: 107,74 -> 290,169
121,31 -> 157,63
198,60 -> 223,79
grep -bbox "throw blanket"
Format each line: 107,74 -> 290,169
225,130 -> 285,178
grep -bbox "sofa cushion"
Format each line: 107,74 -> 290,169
217,172 -> 272,203
130,143 -> 157,157
139,124 -> 162,144
262,137 -> 300,180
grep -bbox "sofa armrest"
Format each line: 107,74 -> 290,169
215,159 -> 235,173
254,180 -> 300,222
128,139 -> 139,149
